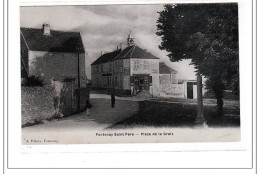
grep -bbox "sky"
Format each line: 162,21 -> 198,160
20,5 -> 197,80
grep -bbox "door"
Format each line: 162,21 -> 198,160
187,82 -> 194,99
131,75 -> 151,91
139,76 -> 144,90
143,76 -> 150,90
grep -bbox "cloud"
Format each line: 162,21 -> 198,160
76,5 -> 163,21
20,6 -> 116,30
20,5 -> 196,80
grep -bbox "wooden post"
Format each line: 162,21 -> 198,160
195,74 -> 207,126
77,51 -> 80,112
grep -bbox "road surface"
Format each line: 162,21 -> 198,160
22,93 -> 240,144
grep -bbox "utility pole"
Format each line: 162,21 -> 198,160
195,73 -> 207,126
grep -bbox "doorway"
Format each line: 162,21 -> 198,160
187,82 -> 197,99
133,75 -> 150,91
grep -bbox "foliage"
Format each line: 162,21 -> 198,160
156,3 -> 239,114
26,75 -> 44,87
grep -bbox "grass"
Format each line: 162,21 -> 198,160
110,99 -> 240,129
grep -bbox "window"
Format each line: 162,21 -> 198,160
124,67 -> 130,76
110,77 -> 112,85
107,76 -> 112,86
124,59 -> 130,67
108,63 -> 112,71
133,60 -> 140,70
119,74 -> 123,88
114,76 -> 118,86
114,61 -> 117,72
143,60 -> 149,70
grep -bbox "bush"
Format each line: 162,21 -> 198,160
25,75 -> 44,87
204,90 -> 239,100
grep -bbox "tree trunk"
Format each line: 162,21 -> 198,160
212,84 -> 224,116
195,74 -> 207,126
216,96 -> 223,116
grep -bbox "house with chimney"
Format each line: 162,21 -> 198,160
20,23 -> 86,86
20,24 -> 89,117
91,34 -> 191,98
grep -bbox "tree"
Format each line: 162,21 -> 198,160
156,3 -> 239,116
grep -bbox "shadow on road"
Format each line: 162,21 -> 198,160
109,100 -> 240,129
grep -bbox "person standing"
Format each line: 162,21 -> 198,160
86,99 -> 92,116
85,79 -> 92,116
111,91 -> 115,108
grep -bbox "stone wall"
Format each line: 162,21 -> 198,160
159,84 -> 185,98
20,34 -> 29,77
21,86 -> 56,126
73,88 -> 90,112
21,84 -> 90,127
159,74 -> 171,84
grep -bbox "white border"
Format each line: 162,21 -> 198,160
3,0 -> 256,171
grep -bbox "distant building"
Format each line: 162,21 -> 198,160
91,49 -> 121,89
91,34 -> 180,97
20,23 -> 86,86
159,62 -> 178,84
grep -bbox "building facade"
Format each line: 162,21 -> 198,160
20,24 -> 86,87
91,34 -> 181,97
91,49 -> 121,89
20,24 -> 89,117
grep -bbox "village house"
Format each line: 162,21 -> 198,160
20,24 -> 88,118
90,34 -> 195,98
91,49 -> 121,89
20,23 -> 86,87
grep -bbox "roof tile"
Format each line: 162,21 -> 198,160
159,62 -> 178,74
91,49 -> 121,65
20,28 -> 85,53
115,45 -> 160,59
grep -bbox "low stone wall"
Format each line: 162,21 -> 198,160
159,84 -> 185,98
21,86 -> 56,126
21,86 -> 90,127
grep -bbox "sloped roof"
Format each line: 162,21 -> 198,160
114,45 -> 160,60
159,62 -> 178,74
91,49 -> 121,65
20,27 -> 85,53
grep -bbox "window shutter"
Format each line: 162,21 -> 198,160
148,76 -> 152,86
130,76 -> 135,86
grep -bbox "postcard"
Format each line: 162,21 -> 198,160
19,3 -> 241,145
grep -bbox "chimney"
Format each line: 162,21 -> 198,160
42,23 -> 50,35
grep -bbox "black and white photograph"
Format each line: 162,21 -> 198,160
20,3 -> 240,144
